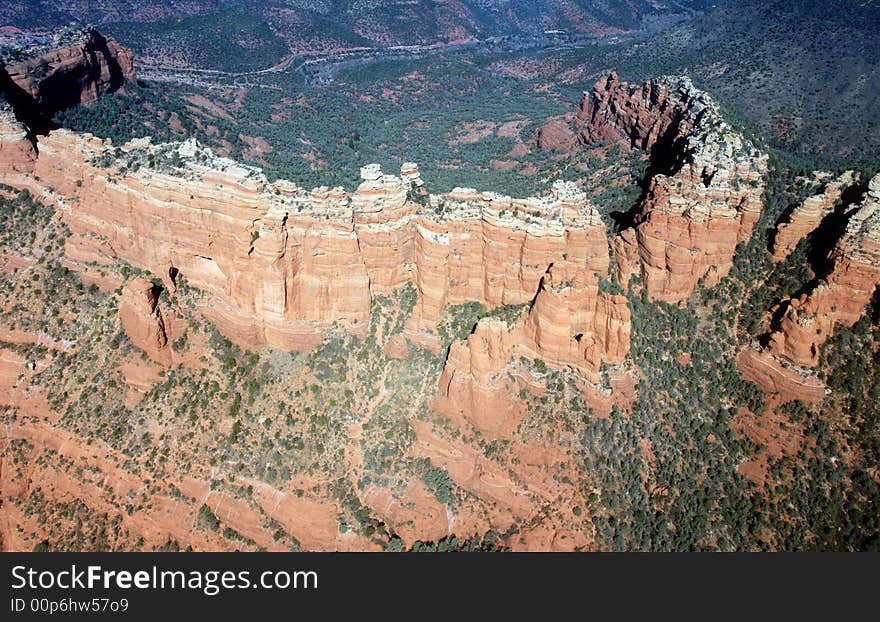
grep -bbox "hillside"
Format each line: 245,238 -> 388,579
536,0 -> 880,168
1,1 -> 715,75
43,0 -> 880,201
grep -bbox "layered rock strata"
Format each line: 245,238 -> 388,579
579,72 -> 768,303
736,348 -> 825,406
408,181 -> 612,333
433,188 -> 632,436
771,171 -> 859,263
1,127 -> 629,377
0,98 -> 35,175
0,24 -> 135,117
767,174 -> 880,367
118,276 -> 172,366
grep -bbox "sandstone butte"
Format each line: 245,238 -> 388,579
0,96 -> 35,173
579,71 -> 769,304
0,69 -> 787,414
766,174 -> 880,367
0,100 -> 631,378
0,24 -> 135,117
771,170 -> 859,263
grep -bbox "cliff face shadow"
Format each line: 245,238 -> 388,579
760,178 -> 869,346
805,179 -> 866,282
0,67 -> 57,138
763,300 -> 792,346
0,31 -> 127,137
872,285 -> 880,325
608,110 -> 693,233
608,170 -> 651,233
38,31 -> 127,114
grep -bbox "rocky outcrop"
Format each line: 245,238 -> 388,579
766,174 -> 880,367
434,267 -> 632,437
9,68 -> 771,376
5,126 -> 628,359
579,72 -> 768,303
2,111 -> 634,444
0,25 -> 135,118
408,181 -> 612,333
577,72 -> 696,152
432,190 -> 632,437
118,277 -> 172,366
771,171 -> 858,263
0,97 -> 35,175
436,319 -> 522,437
351,163 -> 418,296
536,118 -> 579,152
519,259 -> 630,379
737,348 -> 825,405
433,260 -> 631,435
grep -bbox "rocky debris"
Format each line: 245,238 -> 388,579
772,171 -> 859,263
118,277 -> 172,366
0,24 -> 135,118
580,72 -> 768,303
767,173 -> 880,367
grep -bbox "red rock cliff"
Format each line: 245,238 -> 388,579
0,100 -> 35,175
771,171 -> 858,263
579,72 -> 768,303
118,276 -> 172,366
433,185 -> 632,437
767,174 -> 880,367
3,127 -> 628,363
1,25 -> 135,117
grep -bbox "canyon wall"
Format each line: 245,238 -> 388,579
5,51 -> 876,551
2,127 -> 630,378
0,70 -> 768,379
431,188 -> 631,435
0,70 -> 774,434
579,72 -> 768,303
0,99 -> 35,175
771,171 -> 858,263
766,174 -> 880,367
434,263 -> 632,436
0,25 -> 135,117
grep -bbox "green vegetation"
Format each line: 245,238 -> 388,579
542,0 -> 880,170
437,301 -> 527,349
19,488 -> 135,551
415,458 -> 454,505
108,7 -> 290,73
54,52 -> 572,196
195,504 -> 221,532
0,186 -> 56,253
